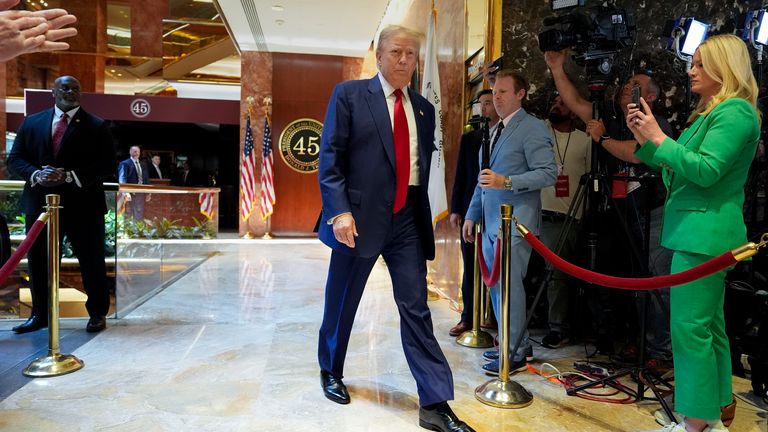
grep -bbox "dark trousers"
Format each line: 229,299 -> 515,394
459,231 -> 475,323
25,208 -> 109,318
317,195 -> 454,406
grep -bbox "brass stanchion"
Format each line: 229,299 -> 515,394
456,222 -> 493,347
480,284 -> 494,329
475,204 -> 533,408
24,194 -> 84,377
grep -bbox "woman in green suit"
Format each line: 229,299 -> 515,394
627,34 -> 760,432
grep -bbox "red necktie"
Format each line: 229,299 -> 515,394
393,89 -> 410,213
52,112 -> 68,157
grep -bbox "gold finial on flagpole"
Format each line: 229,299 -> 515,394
263,95 -> 273,117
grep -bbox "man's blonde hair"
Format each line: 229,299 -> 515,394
690,34 -> 759,122
375,25 -> 422,55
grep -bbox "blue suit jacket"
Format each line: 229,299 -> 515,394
118,157 -> 149,185
466,109 -> 557,237
318,77 -> 437,259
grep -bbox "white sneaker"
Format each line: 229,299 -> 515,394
655,409 -> 684,426
704,420 -> 729,431
639,422 -> 686,432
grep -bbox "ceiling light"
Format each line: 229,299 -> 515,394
275,19 -> 285,26
272,5 -> 284,12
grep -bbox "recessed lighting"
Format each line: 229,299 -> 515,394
275,19 -> 285,25
110,69 -> 116,73
272,5 -> 284,12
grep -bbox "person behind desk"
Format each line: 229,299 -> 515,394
7,75 -> 116,334
118,145 -> 150,221
148,155 -> 163,180
545,50 -> 675,364
448,88 -> 500,337
174,160 -> 202,186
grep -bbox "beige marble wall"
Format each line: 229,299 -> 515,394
239,51 -> 273,237
396,1 -> 467,304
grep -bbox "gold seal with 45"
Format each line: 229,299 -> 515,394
279,118 -> 323,173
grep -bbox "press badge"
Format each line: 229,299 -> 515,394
555,175 -> 569,197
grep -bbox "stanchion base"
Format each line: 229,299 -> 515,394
475,378 -> 533,409
456,329 -> 494,348
23,353 -> 84,377
261,232 -> 273,240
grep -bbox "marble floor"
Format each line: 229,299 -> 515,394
0,241 -> 765,432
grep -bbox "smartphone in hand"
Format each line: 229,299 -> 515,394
631,84 -> 644,113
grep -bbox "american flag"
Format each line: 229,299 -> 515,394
199,192 -> 215,219
240,114 -> 257,221
259,115 -> 275,220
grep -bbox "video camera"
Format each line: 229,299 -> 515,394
538,3 -> 636,77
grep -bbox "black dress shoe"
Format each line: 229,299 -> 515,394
12,315 -> 48,334
86,316 -> 106,333
320,370 -> 350,404
419,403 -> 475,432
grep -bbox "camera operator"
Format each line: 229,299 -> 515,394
539,94 -> 592,350
544,49 -> 674,370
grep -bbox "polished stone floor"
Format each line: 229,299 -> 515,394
0,241 -> 765,431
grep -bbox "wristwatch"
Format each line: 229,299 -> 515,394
65,171 -> 73,183
503,176 -> 513,191
599,134 -> 610,145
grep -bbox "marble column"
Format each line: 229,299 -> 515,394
0,61 -> 6,179
131,0 -> 167,58
58,0 -> 107,93
239,51 -> 272,237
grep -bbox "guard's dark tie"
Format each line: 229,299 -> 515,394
490,121 -> 505,153
392,89 -> 410,213
52,112 -> 69,157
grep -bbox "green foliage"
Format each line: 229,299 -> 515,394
117,214 -> 214,240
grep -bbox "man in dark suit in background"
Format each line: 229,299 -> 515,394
118,145 -> 149,220
7,75 -> 116,334
448,89 -> 499,337
316,25 -> 474,432
147,155 -> 163,180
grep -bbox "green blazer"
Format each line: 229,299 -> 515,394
635,98 -> 759,257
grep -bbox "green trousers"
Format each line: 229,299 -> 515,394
670,251 -> 732,420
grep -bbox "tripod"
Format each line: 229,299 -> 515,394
507,91 -> 675,417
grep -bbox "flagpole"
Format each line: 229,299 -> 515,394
240,96 -> 255,239
262,96 -> 274,240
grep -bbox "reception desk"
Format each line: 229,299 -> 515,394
117,183 -> 220,237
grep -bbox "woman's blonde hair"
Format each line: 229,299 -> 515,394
689,34 -> 759,122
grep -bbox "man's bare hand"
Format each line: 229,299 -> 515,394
0,6 -> 76,62
544,50 -> 567,71
333,214 -> 358,248
462,219 -> 476,243
478,168 -> 505,189
38,165 -> 65,187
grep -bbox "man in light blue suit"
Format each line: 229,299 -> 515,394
462,69 -> 557,375
316,25 -> 474,432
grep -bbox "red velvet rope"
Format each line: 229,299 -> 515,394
0,219 -> 47,285
523,231 -> 737,290
476,232 -> 502,287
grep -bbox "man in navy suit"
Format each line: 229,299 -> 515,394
462,70 -> 557,375
316,25 -> 474,432
448,89 -> 500,337
118,145 -> 150,220
7,75 -> 116,333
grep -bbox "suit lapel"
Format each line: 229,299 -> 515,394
409,88 -> 432,183
43,109 -> 55,157
490,108 -> 526,166
366,78 -> 396,171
